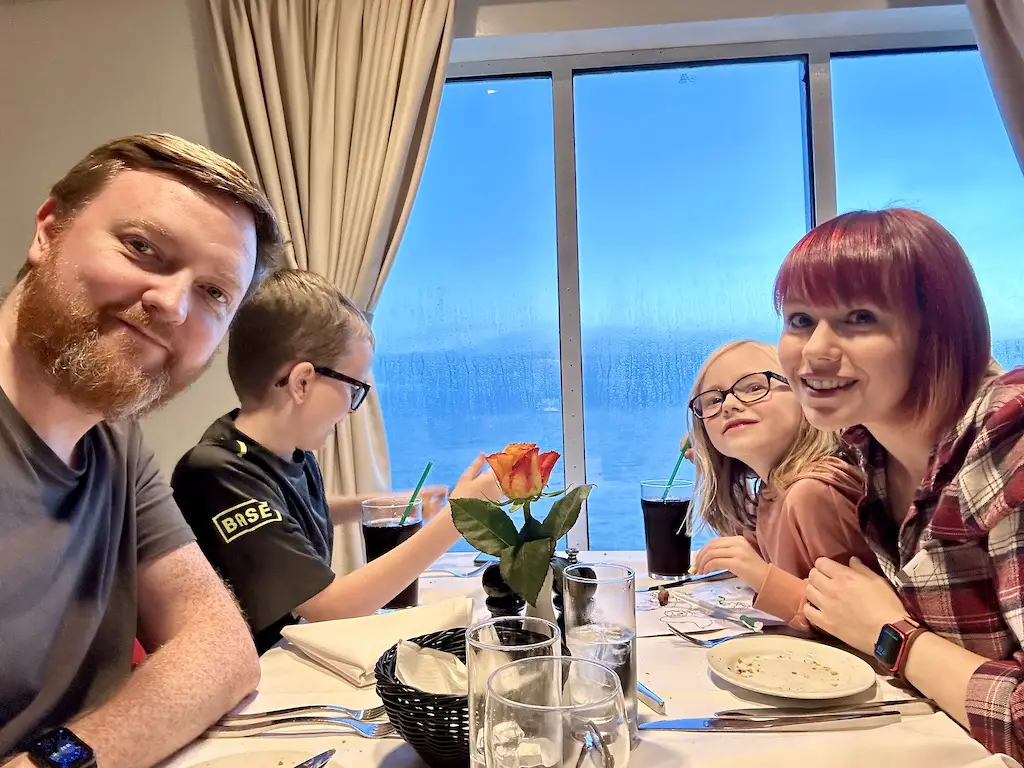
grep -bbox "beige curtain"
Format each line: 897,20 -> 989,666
968,0 -> 1024,171
207,0 -> 454,573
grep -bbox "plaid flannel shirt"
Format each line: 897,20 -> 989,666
843,367 -> 1024,761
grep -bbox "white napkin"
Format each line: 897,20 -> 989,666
394,639 -> 468,695
281,596 -> 472,687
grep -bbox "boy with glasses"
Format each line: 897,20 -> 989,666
171,269 -> 500,652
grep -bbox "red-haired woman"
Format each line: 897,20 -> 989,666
774,208 -> 1023,760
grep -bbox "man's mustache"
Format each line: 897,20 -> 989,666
109,305 -> 175,351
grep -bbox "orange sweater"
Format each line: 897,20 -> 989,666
746,457 -> 876,631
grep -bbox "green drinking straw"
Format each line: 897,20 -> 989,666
662,446 -> 687,501
399,461 -> 433,526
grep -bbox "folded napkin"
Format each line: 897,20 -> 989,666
281,596 -> 472,687
395,639 -> 468,695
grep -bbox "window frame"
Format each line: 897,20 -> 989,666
436,30 -> 977,549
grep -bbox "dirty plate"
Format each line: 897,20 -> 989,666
707,636 -> 876,700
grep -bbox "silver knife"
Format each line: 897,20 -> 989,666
638,711 -> 901,732
637,682 -> 666,715
292,749 -> 336,768
636,569 -> 731,592
716,698 -> 937,718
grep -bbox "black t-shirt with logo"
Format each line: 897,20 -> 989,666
170,411 -> 335,654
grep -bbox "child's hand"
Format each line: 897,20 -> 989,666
415,486 -> 448,521
451,454 -> 503,503
680,436 -> 694,463
693,536 -> 769,591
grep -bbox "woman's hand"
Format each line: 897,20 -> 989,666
804,556 -> 908,655
693,536 -> 769,590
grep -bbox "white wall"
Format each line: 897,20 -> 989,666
451,0 -> 971,61
0,0 -> 239,472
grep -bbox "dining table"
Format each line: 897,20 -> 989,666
161,551 -> 1019,768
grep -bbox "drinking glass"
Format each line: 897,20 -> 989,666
467,616 -> 561,768
640,479 -> 693,579
484,656 -> 631,768
562,564 -> 638,750
361,498 -> 422,608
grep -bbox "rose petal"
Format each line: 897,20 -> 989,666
537,451 -> 560,487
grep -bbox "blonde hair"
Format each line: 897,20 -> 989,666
687,340 -> 837,537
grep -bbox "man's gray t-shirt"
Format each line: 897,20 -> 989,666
0,387 -> 196,756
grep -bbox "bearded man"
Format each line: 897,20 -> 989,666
0,134 -> 283,768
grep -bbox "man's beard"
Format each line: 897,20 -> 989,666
16,253 -> 210,421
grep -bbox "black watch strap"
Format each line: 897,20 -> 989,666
25,727 -> 96,768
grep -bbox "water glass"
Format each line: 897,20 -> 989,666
562,564 -> 638,750
640,479 -> 693,579
467,616 -> 561,768
484,656 -> 631,768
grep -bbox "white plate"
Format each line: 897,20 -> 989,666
191,751 -> 333,768
706,636 -> 876,700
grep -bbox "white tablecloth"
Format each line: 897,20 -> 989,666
162,552 -> 1018,768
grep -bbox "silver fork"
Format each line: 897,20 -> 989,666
219,704 -> 387,722
665,624 -> 757,648
207,716 -> 396,739
423,563 -> 489,578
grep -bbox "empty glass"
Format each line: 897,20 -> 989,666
562,564 -> 638,750
467,616 -> 561,768
484,656 -> 631,768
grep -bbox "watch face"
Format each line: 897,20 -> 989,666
874,624 -> 903,668
31,728 -> 94,768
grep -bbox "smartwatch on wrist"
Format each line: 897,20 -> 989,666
874,618 -> 926,679
25,727 -> 96,768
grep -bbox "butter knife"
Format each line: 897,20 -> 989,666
636,569 -> 731,592
716,698 -> 937,718
637,682 -> 666,715
638,711 -> 901,732
293,749 -> 336,768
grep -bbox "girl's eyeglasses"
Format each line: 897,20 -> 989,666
689,371 -> 789,420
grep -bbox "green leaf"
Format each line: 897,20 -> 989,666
541,484 -> 594,540
450,498 -> 518,556
499,538 -> 556,607
520,516 -> 549,543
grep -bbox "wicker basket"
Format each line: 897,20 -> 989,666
375,627 -> 469,768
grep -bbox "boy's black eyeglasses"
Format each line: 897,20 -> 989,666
275,367 -> 372,412
688,371 -> 789,420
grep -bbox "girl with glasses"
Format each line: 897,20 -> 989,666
686,340 -> 876,630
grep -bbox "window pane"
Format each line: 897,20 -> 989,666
574,60 -> 812,550
833,50 -> 1024,367
374,78 -> 561,551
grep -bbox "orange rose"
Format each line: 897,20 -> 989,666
486,443 -> 560,501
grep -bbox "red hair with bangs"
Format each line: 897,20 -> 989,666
773,208 -> 991,435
